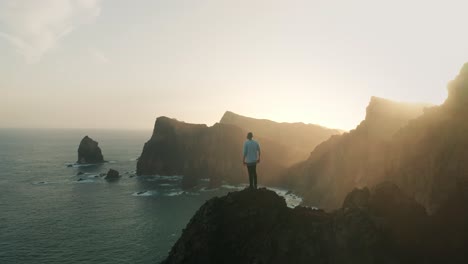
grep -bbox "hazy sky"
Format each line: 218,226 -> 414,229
1,0 -> 467,130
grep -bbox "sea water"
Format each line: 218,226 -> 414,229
0,129 -> 301,264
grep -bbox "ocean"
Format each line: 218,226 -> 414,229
0,129 -> 302,264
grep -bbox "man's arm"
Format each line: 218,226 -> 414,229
243,142 -> 247,165
257,143 -> 261,163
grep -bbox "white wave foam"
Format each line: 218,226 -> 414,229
184,192 -> 200,196
71,164 -> 95,168
143,175 -> 183,182
200,187 -> 219,192
158,183 -> 174,187
221,184 -> 244,191
76,179 -> 94,183
145,178 -> 158,182
164,191 -> 185,197
266,187 -> 303,208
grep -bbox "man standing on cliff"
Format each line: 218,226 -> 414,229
243,132 -> 261,189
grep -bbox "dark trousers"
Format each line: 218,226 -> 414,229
247,164 -> 257,189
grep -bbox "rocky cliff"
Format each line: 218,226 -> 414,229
385,63 -> 468,212
136,117 -> 290,188
286,97 -> 428,209
162,183 -> 468,264
220,111 -> 342,165
77,136 -> 104,164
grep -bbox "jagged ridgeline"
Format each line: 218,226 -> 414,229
220,111 -> 343,165
386,63 -> 468,212
287,63 -> 468,213
136,113 -> 341,188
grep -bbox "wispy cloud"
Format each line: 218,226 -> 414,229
0,0 -> 102,63
90,48 -> 110,64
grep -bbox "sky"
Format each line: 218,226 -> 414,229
1,0 -> 467,131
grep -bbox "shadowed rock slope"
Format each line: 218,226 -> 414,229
286,97 -> 428,209
162,183 -> 468,264
137,117 -> 290,188
220,111 -> 343,165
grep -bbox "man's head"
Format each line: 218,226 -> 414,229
247,132 -> 253,140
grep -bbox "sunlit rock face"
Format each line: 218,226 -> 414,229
285,97 -> 427,210
287,63 -> 468,214
220,111 -> 343,166
77,136 -> 104,164
385,63 -> 468,213
136,117 -> 290,188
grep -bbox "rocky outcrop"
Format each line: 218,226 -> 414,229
136,117 -> 290,188
162,188 -> 395,264
162,183 -> 467,264
105,169 -> 120,180
220,111 -> 342,165
77,136 -> 104,164
286,97 -> 428,209
384,63 -> 468,212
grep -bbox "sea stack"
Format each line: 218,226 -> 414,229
105,169 -> 120,180
77,136 -> 104,164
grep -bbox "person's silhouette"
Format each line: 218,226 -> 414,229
243,132 -> 261,189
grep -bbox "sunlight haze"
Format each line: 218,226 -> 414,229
1,0 -> 466,130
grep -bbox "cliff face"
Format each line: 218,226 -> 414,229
220,111 -> 342,166
385,63 -> 468,212
77,136 -> 104,164
136,117 -> 289,187
286,97 -> 427,209
162,184 -> 468,264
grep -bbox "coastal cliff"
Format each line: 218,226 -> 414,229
162,183 -> 468,264
136,117 -> 290,187
286,97 -> 428,209
385,63 -> 468,212
287,63 -> 468,214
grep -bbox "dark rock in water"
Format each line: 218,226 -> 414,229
76,171 -> 84,176
67,164 -> 73,168
105,169 -> 120,180
136,191 -> 146,195
77,136 -> 104,164
77,178 -> 85,182
99,173 -> 106,177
